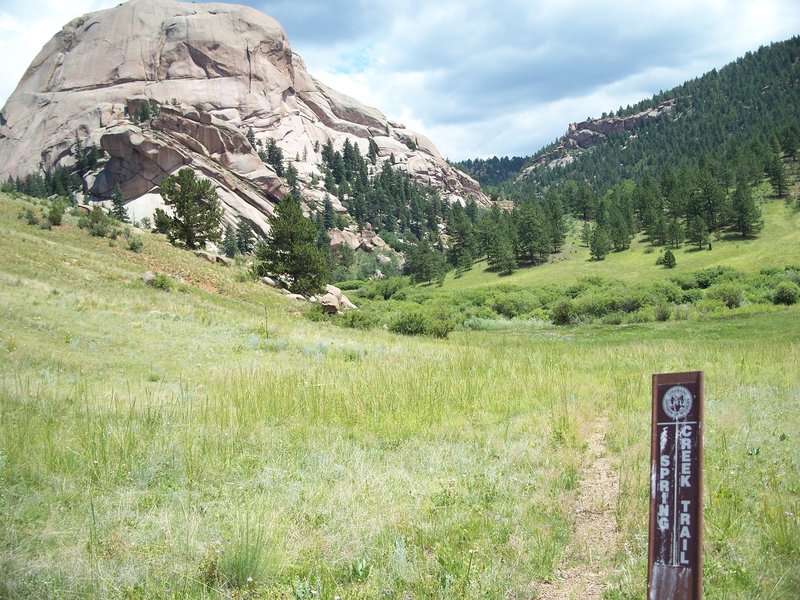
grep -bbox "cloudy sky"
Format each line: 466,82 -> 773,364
1,0 -> 798,159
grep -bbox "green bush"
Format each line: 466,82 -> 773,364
339,309 -> 381,330
654,302 -> 672,322
574,292 -> 620,319
773,280 -> 800,305
550,299 -> 576,325
489,291 -> 540,319
78,206 -> 116,237
389,308 -> 455,338
151,273 -> 173,291
671,272 -> 699,290
694,266 -> 742,289
706,283 -> 743,308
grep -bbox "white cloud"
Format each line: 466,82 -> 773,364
0,1 -> 120,106
2,0 -> 799,159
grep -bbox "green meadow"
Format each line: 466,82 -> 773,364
1,191 -> 798,598
443,191 -> 800,290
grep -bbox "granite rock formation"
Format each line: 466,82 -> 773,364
0,0 -> 488,235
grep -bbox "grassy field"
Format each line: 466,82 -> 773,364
442,189 -> 800,290
1,191 -> 799,598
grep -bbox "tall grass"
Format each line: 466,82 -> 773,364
1,192 -> 798,597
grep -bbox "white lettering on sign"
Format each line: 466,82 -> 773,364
676,425 -> 693,566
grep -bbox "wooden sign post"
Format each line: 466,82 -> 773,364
647,371 -> 704,599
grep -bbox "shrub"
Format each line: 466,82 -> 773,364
574,292 -> 620,319
339,310 -> 381,330
694,266 -> 741,289
489,291 -> 540,319
47,202 -> 65,226
654,302 -> 672,322
24,208 -> 39,225
151,273 -> 173,291
706,283 -> 743,308
389,308 -> 454,338
671,272 -> 699,290
660,249 -> 676,268
773,281 -> 800,305
78,206 -> 116,237
550,299 -> 575,325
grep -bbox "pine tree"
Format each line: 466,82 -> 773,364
256,192 -> 327,295
765,153 -> 789,197
667,219 -> 684,248
322,196 -> 335,230
111,184 -> 128,223
488,230 -> 516,275
222,224 -> 238,258
158,168 -> 223,249
730,174 -> 763,237
589,225 -> 612,260
236,220 -> 255,254
581,221 -> 592,247
686,216 -> 710,249
447,204 -> 476,274
662,249 -> 677,268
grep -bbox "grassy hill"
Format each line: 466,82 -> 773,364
443,187 -> 800,290
1,191 -> 799,598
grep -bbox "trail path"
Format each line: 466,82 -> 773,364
537,420 -> 620,599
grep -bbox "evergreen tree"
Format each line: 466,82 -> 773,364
256,192 -> 327,295
447,204 -> 476,274
730,174 -> 763,237
488,229 -> 516,275
667,219 -> 684,248
404,238 -> 449,284
367,138 -> 379,165
589,225 -> 612,260
222,224 -> 238,258
111,184 -> 128,223
662,249 -> 677,268
765,153 -> 789,197
236,220 -> 256,254
285,163 -> 299,192
322,196 -> 335,230
158,168 -> 223,249
686,216 -> 710,249
581,221 -> 592,247
265,139 -> 285,176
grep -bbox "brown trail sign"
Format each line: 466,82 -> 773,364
648,371 -> 704,599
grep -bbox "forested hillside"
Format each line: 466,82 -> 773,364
460,36 -> 800,199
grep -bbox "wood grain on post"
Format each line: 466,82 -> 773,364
647,371 -> 704,599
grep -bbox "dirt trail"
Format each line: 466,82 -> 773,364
537,420 -> 620,599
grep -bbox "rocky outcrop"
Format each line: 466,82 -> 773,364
519,100 -> 675,178
0,0 -> 488,236
565,101 -> 675,149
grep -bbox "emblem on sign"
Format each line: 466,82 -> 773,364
662,385 -> 693,420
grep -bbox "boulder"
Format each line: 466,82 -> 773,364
320,292 -> 340,314
141,271 -> 156,285
261,276 -> 278,288
325,284 -> 343,301
194,250 -> 217,264
340,294 -> 358,310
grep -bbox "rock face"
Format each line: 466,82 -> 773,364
519,100 -> 675,178
0,0 -> 488,235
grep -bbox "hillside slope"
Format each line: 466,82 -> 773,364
458,36 -> 800,197
1,189 -> 799,598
